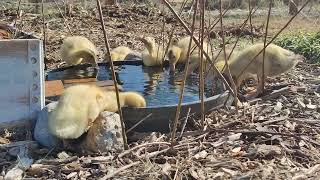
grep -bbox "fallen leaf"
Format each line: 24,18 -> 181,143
274,102 -> 283,112
189,168 -> 199,179
221,167 -> 238,176
231,147 -> 242,153
228,133 -> 242,142
161,162 -> 171,176
297,98 -> 306,109
194,150 -> 208,159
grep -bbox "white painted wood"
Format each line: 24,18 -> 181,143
0,39 -> 44,128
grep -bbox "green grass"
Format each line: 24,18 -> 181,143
275,32 -> 320,63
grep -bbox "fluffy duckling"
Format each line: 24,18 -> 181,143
221,43 -> 303,97
60,36 -> 98,66
48,84 -> 146,139
138,36 -> 166,67
168,36 -> 211,72
174,49 -> 236,82
107,46 -> 133,62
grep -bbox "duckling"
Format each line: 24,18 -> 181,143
60,36 -> 98,66
48,84 -> 146,139
174,49 -> 236,82
222,43 -> 303,98
137,36 -> 166,67
106,46 -> 133,62
168,36 -> 211,72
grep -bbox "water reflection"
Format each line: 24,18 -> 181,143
47,64 -> 218,106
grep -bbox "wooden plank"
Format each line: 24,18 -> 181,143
45,80 -> 64,97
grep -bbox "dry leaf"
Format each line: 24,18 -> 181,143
274,102 -> 283,112
194,150 -> 208,159
221,168 -> 238,176
232,147 -> 242,153
161,162 -> 171,176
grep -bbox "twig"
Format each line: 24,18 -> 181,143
179,108 -> 191,138
170,0 -> 198,146
96,0 -> 127,148
53,0 -> 72,35
162,0 -> 189,62
199,0 -> 205,128
13,0 -> 22,28
248,0 -> 254,44
100,161 -> 141,180
237,0 -> 312,78
118,142 -> 171,158
35,156 -> 78,165
219,0 -> 238,111
163,0 -> 237,105
204,5 -> 259,79
261,1 -> 272,93
126,113 -> 152,133
41,0 -> 47,70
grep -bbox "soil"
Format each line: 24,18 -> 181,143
0,1 -> 320,179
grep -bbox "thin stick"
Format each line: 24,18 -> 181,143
41,0 -> 47,70
179,108 -> 191,138
157,2 -> 165,66
170,0 -> 198,145
237,0 -> 312,78
162,0 -> 190,62
199,0 -> 205,128
204,4 -> 259,77
261,1 -> 272,93
189,5 -> 230,55
53,0 -> 72,35
126,113 -> 152,133
219,0 -> 238,111
13,0 -> 22,28
248,0 -> 254,44
100,161 -> 141,180
163,0 -> 237,102
96,0 -> 127,148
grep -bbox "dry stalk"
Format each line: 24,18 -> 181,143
126,113 -> 152,134
170,0 -> 199,145
100,161 -> 141,180
53,0 -> 72,35
95,0 -> 127,148
204,5 -> 259,79
162,0 -> 189,62
41,0 -> 47,70
189,5 -> 230,55
248,0 -> 254,44
261,1 -> 272,93
199,0 -> 205,128
13,0 -> 22,28
118,142 -> 171,158
162,0 -> 237,103
179,108 -> 191,138
237,0 -> 312,78
219,0 -> 238,111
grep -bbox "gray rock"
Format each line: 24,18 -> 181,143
33,102 -> 63,149
80,111 -> 124,153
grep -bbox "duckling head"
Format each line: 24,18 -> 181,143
68,48 -> 98,65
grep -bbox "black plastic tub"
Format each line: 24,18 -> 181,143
46,60 -> 233,133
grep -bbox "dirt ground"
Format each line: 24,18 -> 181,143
1,1 -> 320,179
